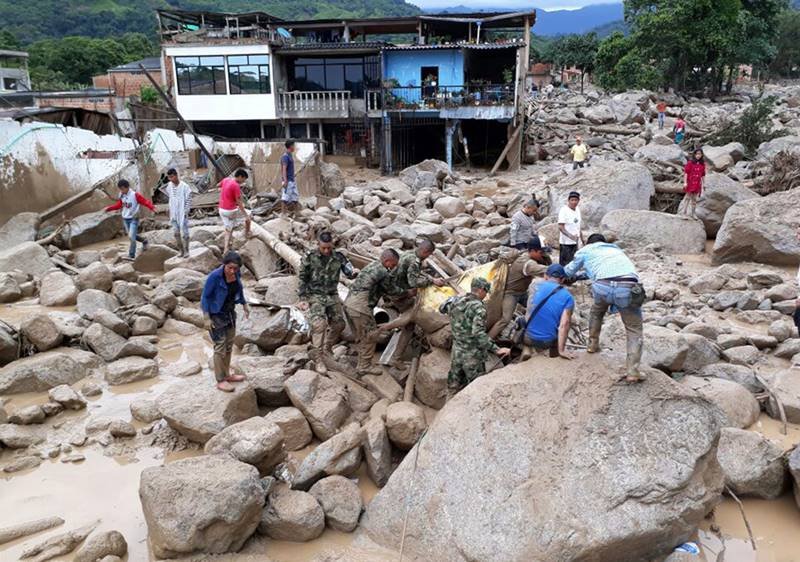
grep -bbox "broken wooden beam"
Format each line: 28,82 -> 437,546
0,516 -> 64,546
403,356 -> 420,403
39,180 -> 108,222
249,221 -> 302,272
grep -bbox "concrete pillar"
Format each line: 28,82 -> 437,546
445,119 -> 455,171
318,122 -> 324,156
383,115 -> 392,175
305,122 -> 312,139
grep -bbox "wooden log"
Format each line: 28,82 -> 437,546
249,221 -> 302,271
339,208 -> 375,229
489,124 -> 522,176
0,516 -> 64,546
432,249 -> 463,276
403,356 -> 420,402
588,125 -> 641,136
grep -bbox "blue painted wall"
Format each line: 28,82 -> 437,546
383,49 -> 464,88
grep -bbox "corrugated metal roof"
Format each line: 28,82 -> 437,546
275,41 -> 390,53
110,57 -> 162,72
383,42 -> 523,51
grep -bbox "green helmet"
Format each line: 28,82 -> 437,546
471,277 -> 491,292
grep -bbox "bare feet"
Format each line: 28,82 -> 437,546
225,374 -> 245,383
217,381 -> 235,392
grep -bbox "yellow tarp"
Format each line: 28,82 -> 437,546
416,260 -> 509,332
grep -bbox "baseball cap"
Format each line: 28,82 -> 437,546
471,277 -> 491,292
527,235 -> 551,253
568,191 -> 580,200
546,264 -> 567,278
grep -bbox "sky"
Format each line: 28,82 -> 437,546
409,0 -> 617,9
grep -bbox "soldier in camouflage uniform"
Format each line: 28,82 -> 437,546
386,239 -> 445,311
440,277 -> 511,397
343,248 -> 400,376
297,232 -> 357,373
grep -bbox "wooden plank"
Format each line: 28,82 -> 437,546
489,124 -> 522,177
39,181 -> 107,222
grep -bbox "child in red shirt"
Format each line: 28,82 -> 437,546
682,148 -> 705,219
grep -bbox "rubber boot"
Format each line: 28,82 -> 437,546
174,233 -> 184,257
182,236 -> 190,257
586,321 -> 602,354
520,345 -> 533,361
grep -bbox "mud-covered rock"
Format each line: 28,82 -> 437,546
717,427 -> 787,499
258,488 -> 324,542
204,417 -> 286,475
309,475 -> 363,532
284,370 -> 351,441
39,270 -> 79,306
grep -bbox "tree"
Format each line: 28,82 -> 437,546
546,32 -> 599,93
770,9 -> 800,77
0,30 -> 20,50
594,31 -> 660,91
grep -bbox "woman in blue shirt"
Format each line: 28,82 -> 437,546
201,251 -> 250,392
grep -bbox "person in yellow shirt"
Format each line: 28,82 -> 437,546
569,136 -> 588,169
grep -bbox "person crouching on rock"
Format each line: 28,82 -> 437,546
520,264 -> 575,361
440,277 -> 510,399
201,251 -> 251,392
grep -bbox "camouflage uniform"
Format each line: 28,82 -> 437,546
442,287 -> 498,390
385,250 -> 435,311
298,250 -> 355,361
343,260 -> 394,373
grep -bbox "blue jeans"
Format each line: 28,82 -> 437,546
658,112 -> 665,129
589,281 -> 643,376
122,217 -> 145,258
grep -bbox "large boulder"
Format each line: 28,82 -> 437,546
697,363 -> 763,394
602,324 -> 719,374
790,447 -> 800,509
292,422 -> 364,490
20,313 -> 63,351
204,417 -> 286,475
264,407 -> 312,451
0,325 -> 18,366
0,212 -> 40,248
680,376 -> 760,429
695,174 -> 759,237
399,159 -> 450,192
756,135 -> 800,159
309,475 -> 363,532
240,238 -> 279,279
385,402 -> 427,450
259,488 -> 325,542
77,289 -> 120,319
600,210 -> 706,254
83,323 -> 157,362
320,160 -> 345,196
414,348 -> 450,409
548,161 -> 655,227
361,356 -> 723,562
716,427 -> 787,499
763,369 -> 800,423
0,348 -> 100,393
140,455 -> 264,558
162,268 -> 206,301
363,417 -> 393,488
0,241 -> 54,278
284,370 -> 351,441
105,356 -> 159,385
157,377 -> 259,443
236,308 -> 294,352
66,211 -> 122,248
39,270 -> 78,306
0,273 -> 22,303
73,530 -> 127,562
236,356 -> 292,406
165,246 -> 219,275
634,143 -> 686,166
133,244 -> 178,273
713,188 -> 800,265
702,143 -> 745,172
433,196 -> 466,219
77,262 -> 113,292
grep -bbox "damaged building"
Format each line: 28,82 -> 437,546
157,8 -> 534,173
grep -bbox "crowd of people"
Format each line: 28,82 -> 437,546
99,135 -> 670,396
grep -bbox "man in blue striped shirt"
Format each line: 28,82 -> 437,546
564,233 -> 644,382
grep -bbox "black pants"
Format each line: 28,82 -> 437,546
559,243 -> 578,266
794,308 -> 800,336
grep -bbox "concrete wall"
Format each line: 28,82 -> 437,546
0,120 -> 138,224
384,49 -> 464,88
164,44 -> 276,122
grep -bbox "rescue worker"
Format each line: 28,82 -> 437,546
386,239 -> 445,311
297,232 -> 357,374
508,198 -> 541,249
441,277 -> 511,398
488,236 -> 551,340
343,249 -> 399,376
564,233 -> 645,382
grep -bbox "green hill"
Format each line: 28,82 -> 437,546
0,0 -> 422,44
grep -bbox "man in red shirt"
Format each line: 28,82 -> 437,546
218,168 -> 252,255
656,100 -> 667,130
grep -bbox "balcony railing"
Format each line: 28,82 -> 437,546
367,84 -> 515,112
278,90 -> 350,116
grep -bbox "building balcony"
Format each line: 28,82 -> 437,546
277,90 -> 351,119
367,83 -> 517,120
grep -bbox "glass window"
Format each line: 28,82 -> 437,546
175,56 -> 226,95
228,54 -> 270,94
325,64 -> 345,90
290,56 -> 373,96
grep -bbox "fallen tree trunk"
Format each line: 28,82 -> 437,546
249,221 -> 302,271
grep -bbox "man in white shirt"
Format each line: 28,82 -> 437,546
166,168 -> 193,257
558,191 -> 583,266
